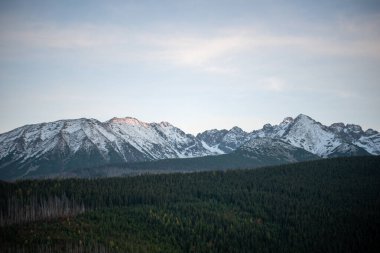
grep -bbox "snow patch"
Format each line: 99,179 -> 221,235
201,141 -> 225,155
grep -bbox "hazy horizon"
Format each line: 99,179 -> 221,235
1,0 -> 380,135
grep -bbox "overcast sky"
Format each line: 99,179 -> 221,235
1,0 -> 380,134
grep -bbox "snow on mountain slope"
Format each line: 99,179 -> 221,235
219,127 -> 250,152
196,126 -> 249,153
353,133 -> 380,155
246,114 -> 368,157
249,117 -> 293,139
0,117 -> 215,179
237,137 -> 319,163
0,118 -> 128,179
328,143 -> 371,157
198,114 -> 378,158
107,117 -> 210,159
200,141 -> 225,155
281,114 -> 343,157
196,129 -> 228,147
0,114 -> 378,180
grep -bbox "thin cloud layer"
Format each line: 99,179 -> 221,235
2,17 -> 380,68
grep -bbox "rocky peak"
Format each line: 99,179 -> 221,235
158,121 -> 173,128
230,126 -> 245,134
346,124 -> 363,133
263,123 -> 272,131
365,129 -> 378,136
281,117 -> 294,125
329,123 -> 345,133
294,114 -> 314,123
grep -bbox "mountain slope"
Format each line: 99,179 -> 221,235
197,126 -> 249,153
280,114 -> 343,157
279,115 -> 375,157
66,137 -> 319,178
0,117 -> 214,180
328,143 -> 371,158
237,137 -> 319,163
0,114 -> 378,180
353,133 -> 380,155
197,114 -> 375,158
249,117 -> 294,139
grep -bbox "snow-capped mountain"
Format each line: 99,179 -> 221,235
196,127 -> 250,154
280,114 -> 343,157
106,117 -> 210,159
328,122 -> 380,155
353,134 -> 380,155
0,117 -> 214,179
198,114 -> 377,157
0,114 -> 378,180
249,117 -> 294,139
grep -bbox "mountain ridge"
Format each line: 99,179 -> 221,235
198,114 -> 378,157
0,114 -> 378,180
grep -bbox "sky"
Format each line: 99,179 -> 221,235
1,0 -> 380,135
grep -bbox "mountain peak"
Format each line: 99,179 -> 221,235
330,122 -> 345,128
263,123 -> 272,130
329,123 -> 346,134
346,124 -> 363,133
109,117 -> 148,127
295,114 -> 313,121
365,128 -> 378,135
230,126 -> 244,133
159,121 -> 173,127
293,114 -> 321,126
281,117 -> 294,125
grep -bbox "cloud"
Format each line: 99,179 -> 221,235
143,34 -> 249,71
259,77 -> 287,92
1,17 -> 380,73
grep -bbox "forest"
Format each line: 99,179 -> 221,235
0,156 -> 379,253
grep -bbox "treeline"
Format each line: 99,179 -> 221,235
0,156 -> 380,252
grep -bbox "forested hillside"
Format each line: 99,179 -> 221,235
1,156 -> 380,252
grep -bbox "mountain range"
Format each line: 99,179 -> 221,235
0,114 -> 379,180
198,114 -> 379,157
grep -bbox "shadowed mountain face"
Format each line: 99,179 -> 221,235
0,114 -> 378,180
236,137 -> 319,163
64,137 -> 320,178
